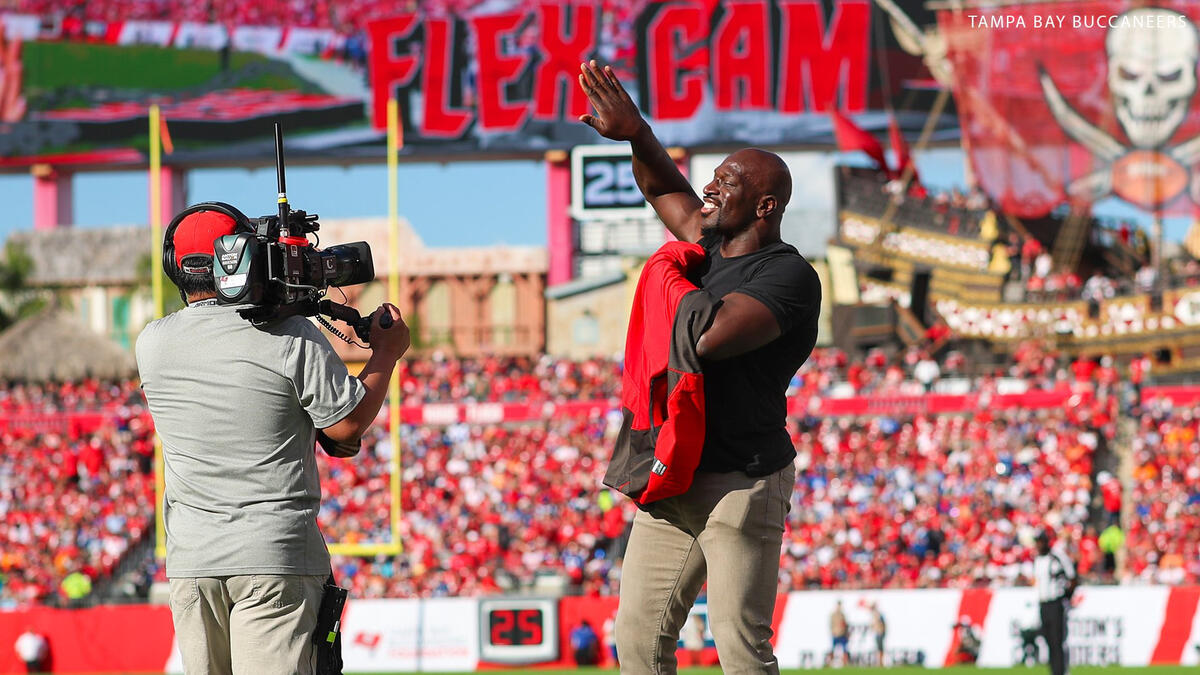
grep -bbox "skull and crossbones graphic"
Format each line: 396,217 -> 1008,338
1040,8 -> 1200,209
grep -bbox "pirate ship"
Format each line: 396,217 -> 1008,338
832,0 -> 1200,373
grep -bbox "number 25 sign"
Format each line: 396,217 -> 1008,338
571,145 -> 655,221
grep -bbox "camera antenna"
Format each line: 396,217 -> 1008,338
275,122 -> 291,237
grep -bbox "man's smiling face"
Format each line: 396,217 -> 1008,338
700,154 -> 756,237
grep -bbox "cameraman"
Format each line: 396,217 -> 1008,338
136,207 -> 410,675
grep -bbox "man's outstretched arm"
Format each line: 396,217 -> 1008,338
578,60 -> 704,243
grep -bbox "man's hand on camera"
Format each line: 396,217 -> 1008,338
323,303 -> 409,445
369,303 -> 410,361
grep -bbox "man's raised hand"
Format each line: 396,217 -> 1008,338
577,60 -> 645,141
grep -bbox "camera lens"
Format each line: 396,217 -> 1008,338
319,242 -> 374,287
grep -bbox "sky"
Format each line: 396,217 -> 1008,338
0,149 -> 1187,250
0,160 -> 548,249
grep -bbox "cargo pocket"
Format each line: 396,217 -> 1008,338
168,577 -> 199,614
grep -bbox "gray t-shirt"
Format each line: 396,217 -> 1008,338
136,302 -> 365,577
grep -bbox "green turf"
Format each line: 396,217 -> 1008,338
362,662 -> 1200,667
22,41 -> 302,95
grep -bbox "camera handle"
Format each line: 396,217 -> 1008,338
318,299 -> 393,344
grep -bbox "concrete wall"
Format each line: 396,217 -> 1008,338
545,272 -> 637,360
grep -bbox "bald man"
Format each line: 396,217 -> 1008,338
579,62 -> 821,674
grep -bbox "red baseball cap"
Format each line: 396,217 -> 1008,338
173,210 -> 237,271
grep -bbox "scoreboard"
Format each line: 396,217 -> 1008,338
478,597 -> 559,665
569,144 -> 667,279
570,144 -> 654,221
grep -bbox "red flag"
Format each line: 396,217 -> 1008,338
830,109 -> 892,178
889,114 -> 925,197
159,115 -> 174,155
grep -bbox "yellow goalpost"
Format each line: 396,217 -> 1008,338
328,97 -> 404,558
152,101 -> 406,559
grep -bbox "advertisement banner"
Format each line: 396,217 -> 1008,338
979,586 -> 1171,667
1143,385 -> 1200,407
0,386 -> 1089,435
774,589 -> 965,668
340,598 -> 480,672
976,588 -> 1048,668
554,595 -> 620,669
0,605 -> 175,675
367,1 -> 875,151
0,587 -> 1198,672
1176,587 -> 1200,665
940,1 -> 1200,218
0,1 -> 956,165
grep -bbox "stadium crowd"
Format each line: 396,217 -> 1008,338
0,381 -> 154,607
1126,395 -> 1200,586
782,402 -> 1113,590
0,379 -> 144,414
320,390 -> 1121,599
0,346 -> 1189,604
396,354 -> 622,405
320,418 -> 630,599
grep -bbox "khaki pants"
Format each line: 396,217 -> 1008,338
169,574 -> 326,675
616,462 -> 794,674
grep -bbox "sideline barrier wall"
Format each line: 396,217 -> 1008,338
0,605 -> 174,674
2,586 -> 1199,672
166,598 -> 482,673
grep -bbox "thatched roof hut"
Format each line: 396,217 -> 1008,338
0,310 -> 137,382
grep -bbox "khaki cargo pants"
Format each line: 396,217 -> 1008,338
169,574 -> 326,675
616,462 -> 795,674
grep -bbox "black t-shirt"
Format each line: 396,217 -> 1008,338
696,234 -> 821,476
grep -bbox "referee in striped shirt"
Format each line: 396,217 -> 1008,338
1034,529 -> 1077,675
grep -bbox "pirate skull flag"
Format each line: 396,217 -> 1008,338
939,2 -> 1200,218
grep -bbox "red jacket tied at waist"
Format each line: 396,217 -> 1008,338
605,241 -> 717,506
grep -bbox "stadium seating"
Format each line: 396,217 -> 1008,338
1127,403 -> 1200,585
324,394 -> 1113,598
0,349 -> 1160,604
0,380 -> 154,607
395,355 -> 622,404
322,418 -> 630,598
782,403 -> 1109,590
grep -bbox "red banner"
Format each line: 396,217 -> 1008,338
789,387 -> 1083,417
368,1 -> 873,142
1142,385 -> 1200,406
940,2 -> 1200,217
0,412 -> 116,436
0,389 -> 1086,435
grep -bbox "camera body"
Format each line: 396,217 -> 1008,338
164,124 -> 385,342
212,208 -> 375,318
